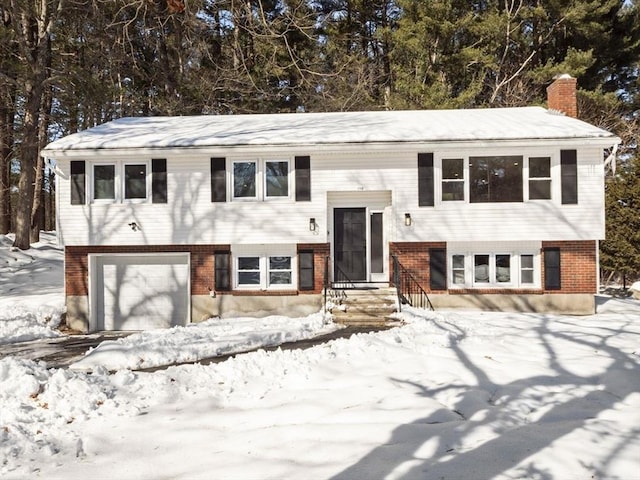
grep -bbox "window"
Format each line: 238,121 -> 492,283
268,256 -> 292,285
474,255 -> 490,283
473,254 -> 511,285
449,244 -> 540,288
521,254 -> 534,284
230,159 -> 292,201
495,254 -> 511,283
452,255 -> 465,284
90,161 -> 152,203
442,158 -> 464,201
234,250 -> 295,290
265,161 -> 289,198
93,164 -> 115,200
470,156 -> 523,203
124,163 -> 147,199
528,157 -> 551,200
233,161 -> 257,199
237,257 -> 261,285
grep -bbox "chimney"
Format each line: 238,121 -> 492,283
547,74 -> 578,118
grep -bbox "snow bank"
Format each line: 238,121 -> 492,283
70,312 -> 339,371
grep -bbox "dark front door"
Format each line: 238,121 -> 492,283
334,208 -> 367,282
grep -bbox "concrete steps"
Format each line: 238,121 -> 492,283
329,287 -> 400,326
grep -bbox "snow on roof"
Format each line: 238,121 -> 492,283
42,107 -> 617,154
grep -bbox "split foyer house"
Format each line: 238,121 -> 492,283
42,75 -> 620,332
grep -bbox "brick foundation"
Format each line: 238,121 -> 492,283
65,243 -> 330,298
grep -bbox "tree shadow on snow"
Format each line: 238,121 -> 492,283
330,313 -> 640,480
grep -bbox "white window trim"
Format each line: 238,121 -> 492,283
233,245 -> 297,290
264,159 -> 291,200
230,158 -> 293,202
122,161 -> 151,204
232,160 -> 259,201
91,163 -> 117,204
441,158 -> 465,202
449,251 -> 540,289
526,156 -> 553,202
90,161 -> 151,204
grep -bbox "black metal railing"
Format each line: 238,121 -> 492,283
391,255 -> 434,312
323,256 -> 354,312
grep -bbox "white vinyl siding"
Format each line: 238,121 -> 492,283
56,144 -> 606,247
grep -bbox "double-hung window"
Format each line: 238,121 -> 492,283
235,248 -> 295,290
528,157 -> 551,200
442,158 -> 464,201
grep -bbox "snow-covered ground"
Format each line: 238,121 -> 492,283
1,233 -> 639,479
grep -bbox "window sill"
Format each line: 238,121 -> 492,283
448,288 -> 543,295
230,290 -> 299,296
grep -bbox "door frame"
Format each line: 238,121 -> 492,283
88,252 -> 191,332
330,206 -> 388,285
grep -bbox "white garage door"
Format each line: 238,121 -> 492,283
92,254 -> 190,330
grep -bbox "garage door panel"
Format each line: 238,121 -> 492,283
96,254 -> 189,331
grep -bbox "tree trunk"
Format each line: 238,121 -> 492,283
0,97 -> 14,234
30,55 -> 52,243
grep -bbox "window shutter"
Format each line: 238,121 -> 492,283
215,252 -> 231,291
151,158 -> 167,203
70,160 -> 86,205
298,251 -> 315,290
295,156 -> 311,201
544,248 -> 561,290
211,157 -> 226,202
560,150 -> 577,204
418,153 -> 434,207
429,248 -> 447,290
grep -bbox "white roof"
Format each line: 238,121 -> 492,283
42,107 -> 617,154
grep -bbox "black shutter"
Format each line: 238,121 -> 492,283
211,157 -> 226,202
295,156 -> 311,201
298,251 -> 315,290
544,248 -> 561,290
561,150 -> 578,205
70,160 -> 85,205
151,158 -> 167,203
215,252 -> 231,291
418,153 -> 434,207
429,248 -> 447,290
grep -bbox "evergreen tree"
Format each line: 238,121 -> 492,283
600,156 -> 640,286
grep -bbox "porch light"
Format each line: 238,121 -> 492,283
309,218 -> 317,232
404,213 -> 412,226
128,222 -> 140,231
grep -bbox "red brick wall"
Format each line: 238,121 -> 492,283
546,75 -> 578,118
65,245 -> 230,297
297,243 -> 330,294
542,240 -> 597,294
389,242 -> 446,293
65,243 -> 329,298
388,240 -> 597,295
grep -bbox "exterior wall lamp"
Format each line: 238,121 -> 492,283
404,213 -> 412,226
128,222 -> 140,231
309,218 -> 317,232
